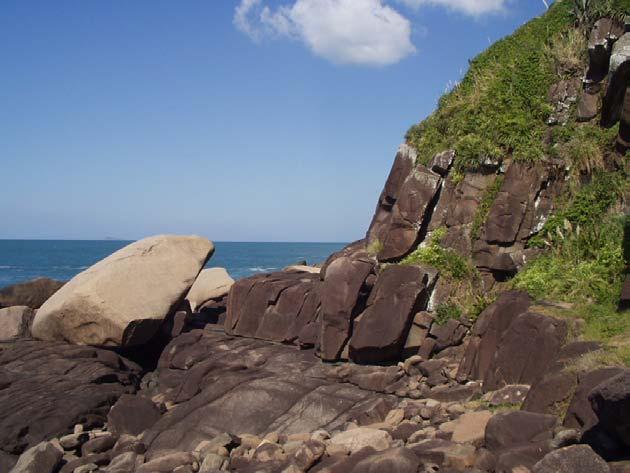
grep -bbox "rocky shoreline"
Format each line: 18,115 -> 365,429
2,8 -> 630,473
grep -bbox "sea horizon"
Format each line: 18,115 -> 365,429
0,240 -> 347,287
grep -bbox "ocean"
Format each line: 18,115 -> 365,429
0,240 -> 347,288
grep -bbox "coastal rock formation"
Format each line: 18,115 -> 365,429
0,306 -> 34,341
31,235 -> 214,347
0,277 -> 64,309
185,267 -> 234,313
349,264 -> 432,364
225,271 -> 322,346
0,340 -> 140,460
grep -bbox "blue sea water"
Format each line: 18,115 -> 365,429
0,240 -> 347,288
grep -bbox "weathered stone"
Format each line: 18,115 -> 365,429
429,150 -> 455,177
32,235 -> 214,346
564,367 -> 623,430
378,167 -> 442,261
226,271 -> 322,346
0,277 -> 64,309
457,291 -> 532,382
140,331 -> 393,456
329,428 -> 392,454
9,441 -> 63,473
485,411 -> 557,451
320,256 -> 373,361
577,90 -> 600,121
0,306 -> 34,340
0,340 -> 140,456
293,440 -> 325,470
429,318 -> 467,353
103,452 -> 142,473
135,451 -> 196,473
533,444 -> 609,473
108,394 -> 161,436
451,411 -> 492,447
349,265 -> 429,364
483,385 -> 530,407
589,369 -> 630,448
587,18 -> 624,84
367,144 -> 417,249
483,312 -> 568,391
186,268 -> 234,313
81,434 -> 117,456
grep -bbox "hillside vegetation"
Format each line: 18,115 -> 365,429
404,0 -> 630,365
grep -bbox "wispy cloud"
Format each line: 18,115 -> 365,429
234,0 -> 416,66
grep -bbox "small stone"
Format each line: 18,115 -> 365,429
310,430 -> 330,442
451,411 -> 493,447
425,399 -> 440,408
238,434 -> 262,449
287,433 -> 311,443
59,432 -> 89,450
294,440 -> 325,470
325,443 -> 349,457
263,432 -> 279,444
199,453 -> 225,472
10,441 -> 64,473
439,421 -> 457,434
74,463 -> 98,473
385,408 -> 405,426
73,424 -> 84,435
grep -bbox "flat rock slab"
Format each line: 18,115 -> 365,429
140,329 -> 395,457
0,340 -> 141,456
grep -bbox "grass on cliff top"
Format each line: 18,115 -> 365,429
406,0 -> 575,169
405,0 -> 628,171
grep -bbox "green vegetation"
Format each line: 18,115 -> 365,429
400,228 -> 473,280
573,0 -> 630,25
471,176 -> 504,242
406,1 -> 574,169
434,302 -> 463,326
367,239 -> 383,257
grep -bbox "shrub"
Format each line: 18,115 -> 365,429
435,302 -> 462,326
401,228 -> 473,280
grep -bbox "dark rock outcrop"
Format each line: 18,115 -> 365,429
589,369 -> 630,449
0,340 -> 140,456
349,265 -> 431,364
225,271 -> 322,347
320,254 -> 374,361
457,291 -> 532,382
107,394 -> 162,436
140,329 -> 395,457
0,277 -> 64,309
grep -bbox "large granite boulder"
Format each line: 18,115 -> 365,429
31,235 -> 214,347
0,306 -> 34,341
225,271 -> 322,346
0,340 -> 140,456
185,268 -> 234,313
589,369 -> 630,449
0,277 -> 65,309
349,265 -> 431,364
320,254 -> 374,361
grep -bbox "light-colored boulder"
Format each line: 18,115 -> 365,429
9,440 -> 63,473
610,33 -> 630,74
32,235 -> 214,346
185,268 -> 234,312
451,410 -> 493,446
328,427 -> 392,453
0,306 -> 34,340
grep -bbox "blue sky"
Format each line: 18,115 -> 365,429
0,0 -> 550,242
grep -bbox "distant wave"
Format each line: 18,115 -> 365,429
0,265 -> 14,269
248,267 -> 277,273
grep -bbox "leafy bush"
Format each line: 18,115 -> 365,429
434,302 -> 463,326
400,228 -> 473,279
514,215 -> 625,305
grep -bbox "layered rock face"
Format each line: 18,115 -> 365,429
31,235 -> 214,347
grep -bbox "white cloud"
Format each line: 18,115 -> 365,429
234,0 -> 416,66
398,0 -> 507,16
